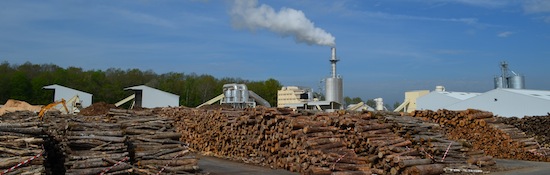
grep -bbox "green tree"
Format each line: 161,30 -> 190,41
10,71 -> 32,102
366,99 -> 376,108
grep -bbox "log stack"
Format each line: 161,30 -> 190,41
160,106 -> 492,175
412,109 -> 550,162
108,109 -> 199,174
159,107 -> 376,174
0,111 -> 46,175
387,115 -> 489,172
499,114 -> 550,147
59,115 -> 132,175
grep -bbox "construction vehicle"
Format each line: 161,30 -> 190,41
66,95 -> 83,114
38,98 -> 69,120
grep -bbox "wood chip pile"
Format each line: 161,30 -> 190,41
0,111 -> 46,175
412,109 -> 550,162
158,106 -> 500,175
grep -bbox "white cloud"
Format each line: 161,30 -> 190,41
497,31 -> 514,37
523,0 -> 550,13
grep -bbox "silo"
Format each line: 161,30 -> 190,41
507,75 -> 525,89
494,76 -> 505,89
325,77 -> 343,104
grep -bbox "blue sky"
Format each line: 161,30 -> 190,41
1,0 -> 549,104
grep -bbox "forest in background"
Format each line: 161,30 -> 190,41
0,61 -> 282,107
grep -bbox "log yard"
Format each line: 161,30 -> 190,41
2,0 -> 550,175
1,46 -> 549,175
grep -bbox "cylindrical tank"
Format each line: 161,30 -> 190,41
494,76 -> 505,89
325,77 -> 343,105
435,86 -> 445,92
374,98 -> 384,111
507,75 -> 525,89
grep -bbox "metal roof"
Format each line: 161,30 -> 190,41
500,88 -> 550,101
43,84 -> 92,96
124,85 -> 179,98
435,91 -> 481,100
446,88 -> 550,117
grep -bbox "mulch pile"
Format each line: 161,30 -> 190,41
79,102 -> 116,116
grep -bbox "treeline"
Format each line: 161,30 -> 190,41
0,62 -> 282,107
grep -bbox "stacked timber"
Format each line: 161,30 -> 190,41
161,107 -> 493,175
0,111 -> 46,175
160,107 -> 374,174
499,114 -> 550,147
412,109 -> 550,162
109,109 -> 199,174
387,115 -> 489,173
55,115 -> 132,175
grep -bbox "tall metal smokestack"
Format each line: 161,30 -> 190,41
325,47 -> 343,108
330,47 -> 339,78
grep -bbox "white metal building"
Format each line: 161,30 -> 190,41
416,89 -> 481,111
43,84 -> 93,108
124,85 -> 179,108
446,88 -> 550,117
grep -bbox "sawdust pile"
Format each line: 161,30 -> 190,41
0,99 -> 43,116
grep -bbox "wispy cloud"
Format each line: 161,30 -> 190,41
447,0 -> 512,8
497,31 -> 514,37
435,49 -> 469,55
364,11 -> 479,25
112,9 -> 176,28
523,0 -> 550,13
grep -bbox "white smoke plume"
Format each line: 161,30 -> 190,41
230,0 -> 335,47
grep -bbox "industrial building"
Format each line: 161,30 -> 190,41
416,86 -> 481,111
446,88 -> 550,117
410,62 -> 550,117
393,90 -> 429,113
277,86 -> 313,108
123,85 -> 179,108
277,47 -> 344,111
43,84 -> 92,110
197,83 -> 271,108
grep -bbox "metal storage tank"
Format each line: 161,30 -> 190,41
325,77 -> 343,105
507,75 -> 525,89
494,76 -> 505,89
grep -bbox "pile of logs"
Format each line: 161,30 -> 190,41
52,115 -> 132,175
109,109 -> 199,174
387,115 -> 492,171
159,106 -> 496,175
499,114 -> 550,147
0,111 -> 46,175
412,109 -> 550,162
